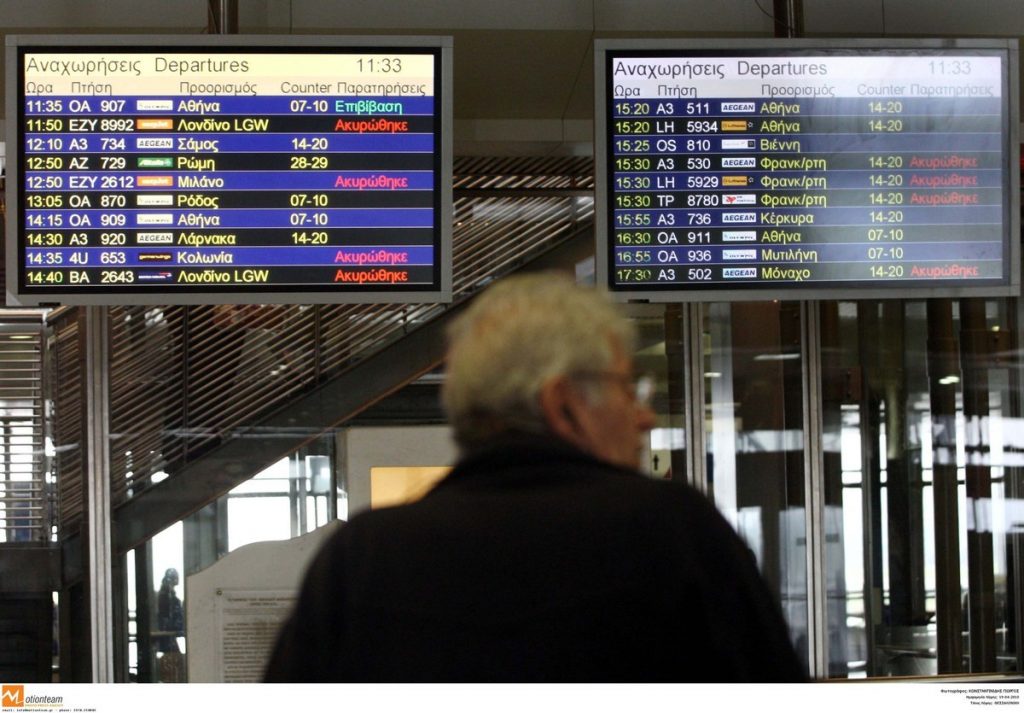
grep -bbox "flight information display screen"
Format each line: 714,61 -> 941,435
5,36 -> 452,305
595,40 -> 1019,302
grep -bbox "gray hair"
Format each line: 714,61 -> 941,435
442,272 -> 635,450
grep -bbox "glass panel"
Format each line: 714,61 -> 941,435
126,437 -> 336,682
148,522 -> 186,683
631,305 -> 686,481
230,458 -> 290,495
226,497 -> 291,550
702,301 -> 809,668
822,298 -> 1022,678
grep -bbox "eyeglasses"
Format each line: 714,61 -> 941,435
571,371 -> 655,407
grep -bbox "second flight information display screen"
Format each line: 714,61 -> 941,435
596,41 -> 1019,301
8,38 -> 452,305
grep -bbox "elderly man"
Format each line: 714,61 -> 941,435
264,273 -> 804,682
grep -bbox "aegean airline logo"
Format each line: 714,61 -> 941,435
721,102 -> 755,112
722,212 -> 756,224
723,267 -> 757,278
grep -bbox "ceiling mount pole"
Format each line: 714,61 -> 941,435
208,0 -> 239,34
772,0 -> 804,38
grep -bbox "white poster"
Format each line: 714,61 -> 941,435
214,589 -> 296,683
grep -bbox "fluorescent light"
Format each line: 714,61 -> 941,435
753,353 -> 800,361
939,375 -> 960,385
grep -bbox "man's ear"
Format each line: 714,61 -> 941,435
539,376 -> 589,449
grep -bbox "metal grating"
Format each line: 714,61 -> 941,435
0,197 -> 51,542
107,305 -> 187,504
50,310 -> 84,536
0,319 -> 50,543
48,156 -> 596,523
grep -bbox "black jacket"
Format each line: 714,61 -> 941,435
264,435 -> 806,682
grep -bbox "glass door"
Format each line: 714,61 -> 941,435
702,300 -> 810,669
820,298 -> 1023,677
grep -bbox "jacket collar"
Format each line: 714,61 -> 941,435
438,431 -> 636,488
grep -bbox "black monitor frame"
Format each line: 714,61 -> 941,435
6,35 -> 453,306
595,38 -> 1020,302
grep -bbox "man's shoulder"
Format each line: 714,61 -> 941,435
335,436 -> 728,542
453,439 -> 726,524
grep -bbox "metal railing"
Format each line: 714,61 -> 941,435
0,318 -> 50,543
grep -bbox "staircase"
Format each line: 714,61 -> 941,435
49,156 -> 596,553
